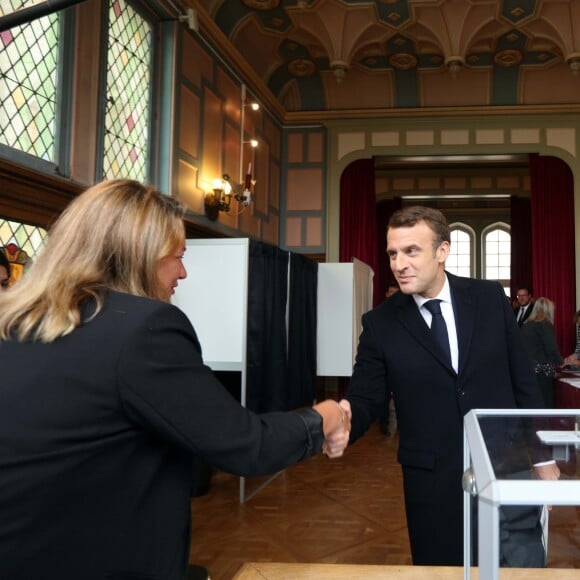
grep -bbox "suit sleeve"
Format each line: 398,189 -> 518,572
115,304 -> 323,477
344,311 -> 388,442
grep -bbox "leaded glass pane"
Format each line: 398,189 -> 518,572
103,0 -> 152,180
0,1 -> 58,161
0,218 -> 47,258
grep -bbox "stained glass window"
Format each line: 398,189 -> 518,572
0,1 -> 59,161
0,218 -> 47,258
103,0 -> 152,180
0,218 -> 47,284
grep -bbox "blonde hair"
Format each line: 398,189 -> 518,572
526,297 -> 555,324
0,179 -> 185,342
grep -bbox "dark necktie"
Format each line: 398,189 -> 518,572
424,299 -> 451,365
518,307 -> 525,323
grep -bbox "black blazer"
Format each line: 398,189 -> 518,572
345,273 -> 544,564
520,320 -> 563,367
0,291 -> 323,580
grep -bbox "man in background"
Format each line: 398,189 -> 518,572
385,282 -> 399,299
514,286 -> 534,327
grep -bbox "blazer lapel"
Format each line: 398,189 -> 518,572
447,273 -> 475,375
395,293 -> 455,372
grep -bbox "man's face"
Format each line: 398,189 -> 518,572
516,289 -> 531,306
387,221 -> 449,298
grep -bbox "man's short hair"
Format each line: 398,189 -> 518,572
388,206 -> 450,249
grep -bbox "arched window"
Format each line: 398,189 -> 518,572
102,0 -> 153,181
483,223 -> 510,295
446,224 -> 474,278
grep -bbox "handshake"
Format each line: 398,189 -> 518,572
313,399 -> 352,459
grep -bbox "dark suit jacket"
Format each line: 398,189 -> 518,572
514,303 -> 534,327
0,291 -> 323,580
345,273 -> 544,565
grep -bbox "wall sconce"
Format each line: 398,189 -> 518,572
204,172 -> 254,221
204,83 -> 258,221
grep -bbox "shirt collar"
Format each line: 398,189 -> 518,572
413,274 -> 451,310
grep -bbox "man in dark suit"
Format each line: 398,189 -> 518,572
514,286 -> 534,326
342,206 -> 559,566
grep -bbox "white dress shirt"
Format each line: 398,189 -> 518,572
413,275 -> 459,373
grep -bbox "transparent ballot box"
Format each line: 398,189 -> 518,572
462,409 -> 580,580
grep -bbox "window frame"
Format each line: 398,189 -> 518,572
447,222 -> 475,278
96,0 -> 159,183
0,5 -> 74,177
481,221 -> 511,293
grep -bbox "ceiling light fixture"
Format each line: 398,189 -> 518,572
445,56 -> 464,77
330,60 -> 348,83
567,53 -> 580,75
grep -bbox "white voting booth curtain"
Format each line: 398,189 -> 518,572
316,258 -> 374,377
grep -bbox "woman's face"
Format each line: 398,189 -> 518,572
0,265 -> 9,292
157,237 -> 187,302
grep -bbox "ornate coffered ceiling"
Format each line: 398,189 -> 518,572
190,0 -> 580,119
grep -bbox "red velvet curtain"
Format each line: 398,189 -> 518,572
339,158 -> 380,305
510,196 -> 532,301
529,154 -> 576,356
376,198 -> 402,301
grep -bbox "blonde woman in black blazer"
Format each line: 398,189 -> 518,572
0,180 -> 350,580
521,297 -> 564,407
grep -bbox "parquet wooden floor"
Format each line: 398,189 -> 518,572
188,421 -> 579,580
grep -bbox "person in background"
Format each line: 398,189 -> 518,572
514,286 -> 534,327
521,297 -> 563,408
563,309 -> 580,367
333,205 -> 559,567
385,282 -> 399,299
0,179 -> 351,580
0,251 -> 10,291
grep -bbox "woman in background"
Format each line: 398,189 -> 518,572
521,297 -> 563,407
563,309 -> 580,367
0,250 -> 10,291
0,179 -> 350,580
